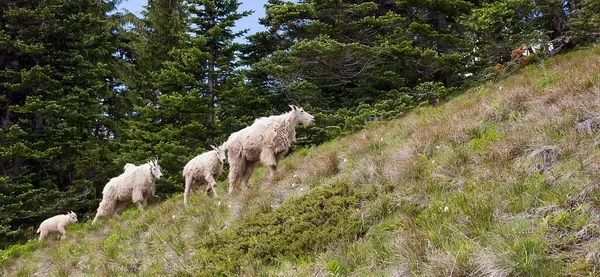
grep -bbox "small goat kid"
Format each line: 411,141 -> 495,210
37,212 -> 78,241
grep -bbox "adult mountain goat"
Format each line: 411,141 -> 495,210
93,159 -> 163,223
183,145 -> 226,206
224,105 -> 315,194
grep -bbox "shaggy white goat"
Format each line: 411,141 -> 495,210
37,212 -> 78,241
182,145 -> 226,206
93,159 -> 163,223
124,163 -> 136,171
224,105 -> 315,194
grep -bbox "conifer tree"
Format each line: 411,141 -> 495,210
186,0 -> 252,125
246,0 -> 474,143
0,0 -> 117,247
570,0 -> 600,43
116,0 -> 251,194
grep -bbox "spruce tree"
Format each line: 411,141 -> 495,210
0,0 -> 117,247
186,0 -> 252,125
570,0 -> 600,43
246,0 -> 475,144
116,0 -> 251,194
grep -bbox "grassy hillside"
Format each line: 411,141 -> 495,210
3,45 -> 600,276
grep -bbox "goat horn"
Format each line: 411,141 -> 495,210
288,98 -> 301,107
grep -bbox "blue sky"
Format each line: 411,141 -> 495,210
116,0 -> 268,40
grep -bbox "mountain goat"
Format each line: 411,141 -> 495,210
37,212 -> 78,241
224,105 -> 315,194
93,159 -> 163,223
182,145 -> 226,206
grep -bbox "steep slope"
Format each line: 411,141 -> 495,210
3,45 -> 600,276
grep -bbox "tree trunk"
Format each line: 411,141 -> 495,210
1,101 -> 9,131
35,114 -> 44,132
12,156 -> 21,177
436,12 -> 448,31
566,0 -> 579,15
207,54 -> 215,126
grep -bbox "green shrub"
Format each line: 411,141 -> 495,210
0,239 -> 39,266
326,259 -> 347,277
544,205 -> 593,232
197,182 -> 367,275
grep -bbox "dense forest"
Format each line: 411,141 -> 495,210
0,0 -> 598,248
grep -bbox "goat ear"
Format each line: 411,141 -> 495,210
289,104 -> 297,111
211,145 -> 218,151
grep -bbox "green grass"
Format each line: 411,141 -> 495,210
467,121 -> 504,153
3,45 -> 600,276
